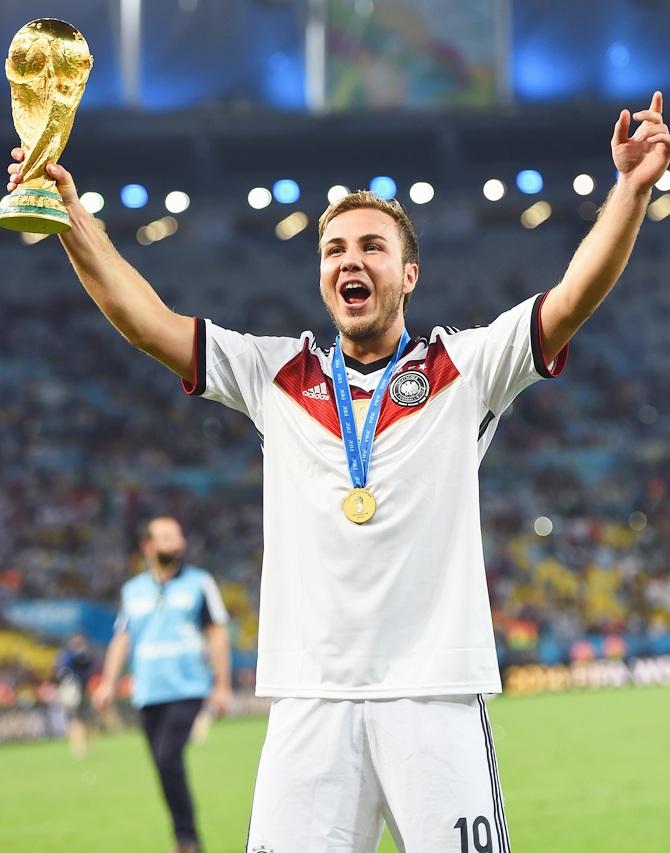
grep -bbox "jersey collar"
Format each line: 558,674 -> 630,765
341,337 -> 415,375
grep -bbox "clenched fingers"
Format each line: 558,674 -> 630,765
633,122 -> 670,143
632,110 -> 664,125
645,132 -> 670,148
6,148 -> 24,192
6,172 -> 21,193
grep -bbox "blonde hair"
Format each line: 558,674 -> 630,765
317,190 -> 420,266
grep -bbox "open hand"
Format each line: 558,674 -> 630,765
92,680 -> 115,712
208,685 -> 232,717
612,91 -> 670,192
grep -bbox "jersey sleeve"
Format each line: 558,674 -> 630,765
181,317 -> 305,432
55,650 -> 69,672
199,572 -> 229,627
443,292 -> 568,416
113,600 -> 128,633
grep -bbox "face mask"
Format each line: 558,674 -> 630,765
156,551 -> 182,568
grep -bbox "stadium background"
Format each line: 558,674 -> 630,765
0,0 -> 669,850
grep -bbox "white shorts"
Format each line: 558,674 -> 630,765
246,695 -> 510,853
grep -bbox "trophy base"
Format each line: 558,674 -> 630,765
0,187 -> 70,235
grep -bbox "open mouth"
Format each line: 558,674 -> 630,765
340,281 -> 372,307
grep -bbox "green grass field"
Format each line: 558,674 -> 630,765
1,687 -> 669,852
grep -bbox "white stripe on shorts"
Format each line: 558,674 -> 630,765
478,694 -> 511,853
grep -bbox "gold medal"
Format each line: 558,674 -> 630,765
342,488 -> 376,524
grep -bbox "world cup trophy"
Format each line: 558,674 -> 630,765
0,19 -> 93,234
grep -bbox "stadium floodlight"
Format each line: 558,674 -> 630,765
369,176 -> 397,200
655,171 -> 670,192
521,201 -> 552,229
273,179 -> 301,204
80,191 -> 105,214
573,174 -> 595,196
151,216 -> 178,240
136,226 -> 151,245
165,191 -> 190,214
409,182 -> 434,204
121,183 -> 148,209
606,42 -> 630,68
327,185 -> 350,204
136,216 -> 178,245
145,222 -> 163,242
248,187 -> 272,210
275,211 -> 309,241
647,193 -> 670,221
534,516 -> 553,536
482,179 -> 506,202
628,511 -> 647,531
516,169 -> 543,194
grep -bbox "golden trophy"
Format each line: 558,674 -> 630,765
0,19 -> 92,234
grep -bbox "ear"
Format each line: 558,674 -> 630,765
403,262 -> 419,295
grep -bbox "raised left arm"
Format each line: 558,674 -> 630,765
541,91 -> 670,362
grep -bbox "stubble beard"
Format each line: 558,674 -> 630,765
322,280 -> 405,343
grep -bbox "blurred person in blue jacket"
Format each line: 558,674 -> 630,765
93,516 -> 231,853
55,632 -> 97,758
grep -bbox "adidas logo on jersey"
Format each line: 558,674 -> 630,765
302,382 -> 330,401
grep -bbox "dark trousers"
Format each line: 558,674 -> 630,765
140,698 -> 203,844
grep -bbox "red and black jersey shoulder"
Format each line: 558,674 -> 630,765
273,335 -> 460,438
273,338 -> 341,436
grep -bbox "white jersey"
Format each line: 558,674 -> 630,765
184,293 -> 567,698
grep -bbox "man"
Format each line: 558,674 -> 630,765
8,93 -> 670,851
55,632 -> 97,758
92,516 -> 231,853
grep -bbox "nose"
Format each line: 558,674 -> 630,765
339,253 -> 363,272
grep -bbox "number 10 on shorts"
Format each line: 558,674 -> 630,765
455,816 -> 493,852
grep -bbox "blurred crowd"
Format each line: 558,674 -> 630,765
0,216 -> 669,702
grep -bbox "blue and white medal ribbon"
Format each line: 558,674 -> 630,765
332,329 -> 410,523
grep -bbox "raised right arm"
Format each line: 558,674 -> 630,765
7,150 -> 195,380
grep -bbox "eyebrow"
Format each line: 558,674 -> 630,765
323,233 -> 388,247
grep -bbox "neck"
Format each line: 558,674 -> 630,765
339,323 -> 406,364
